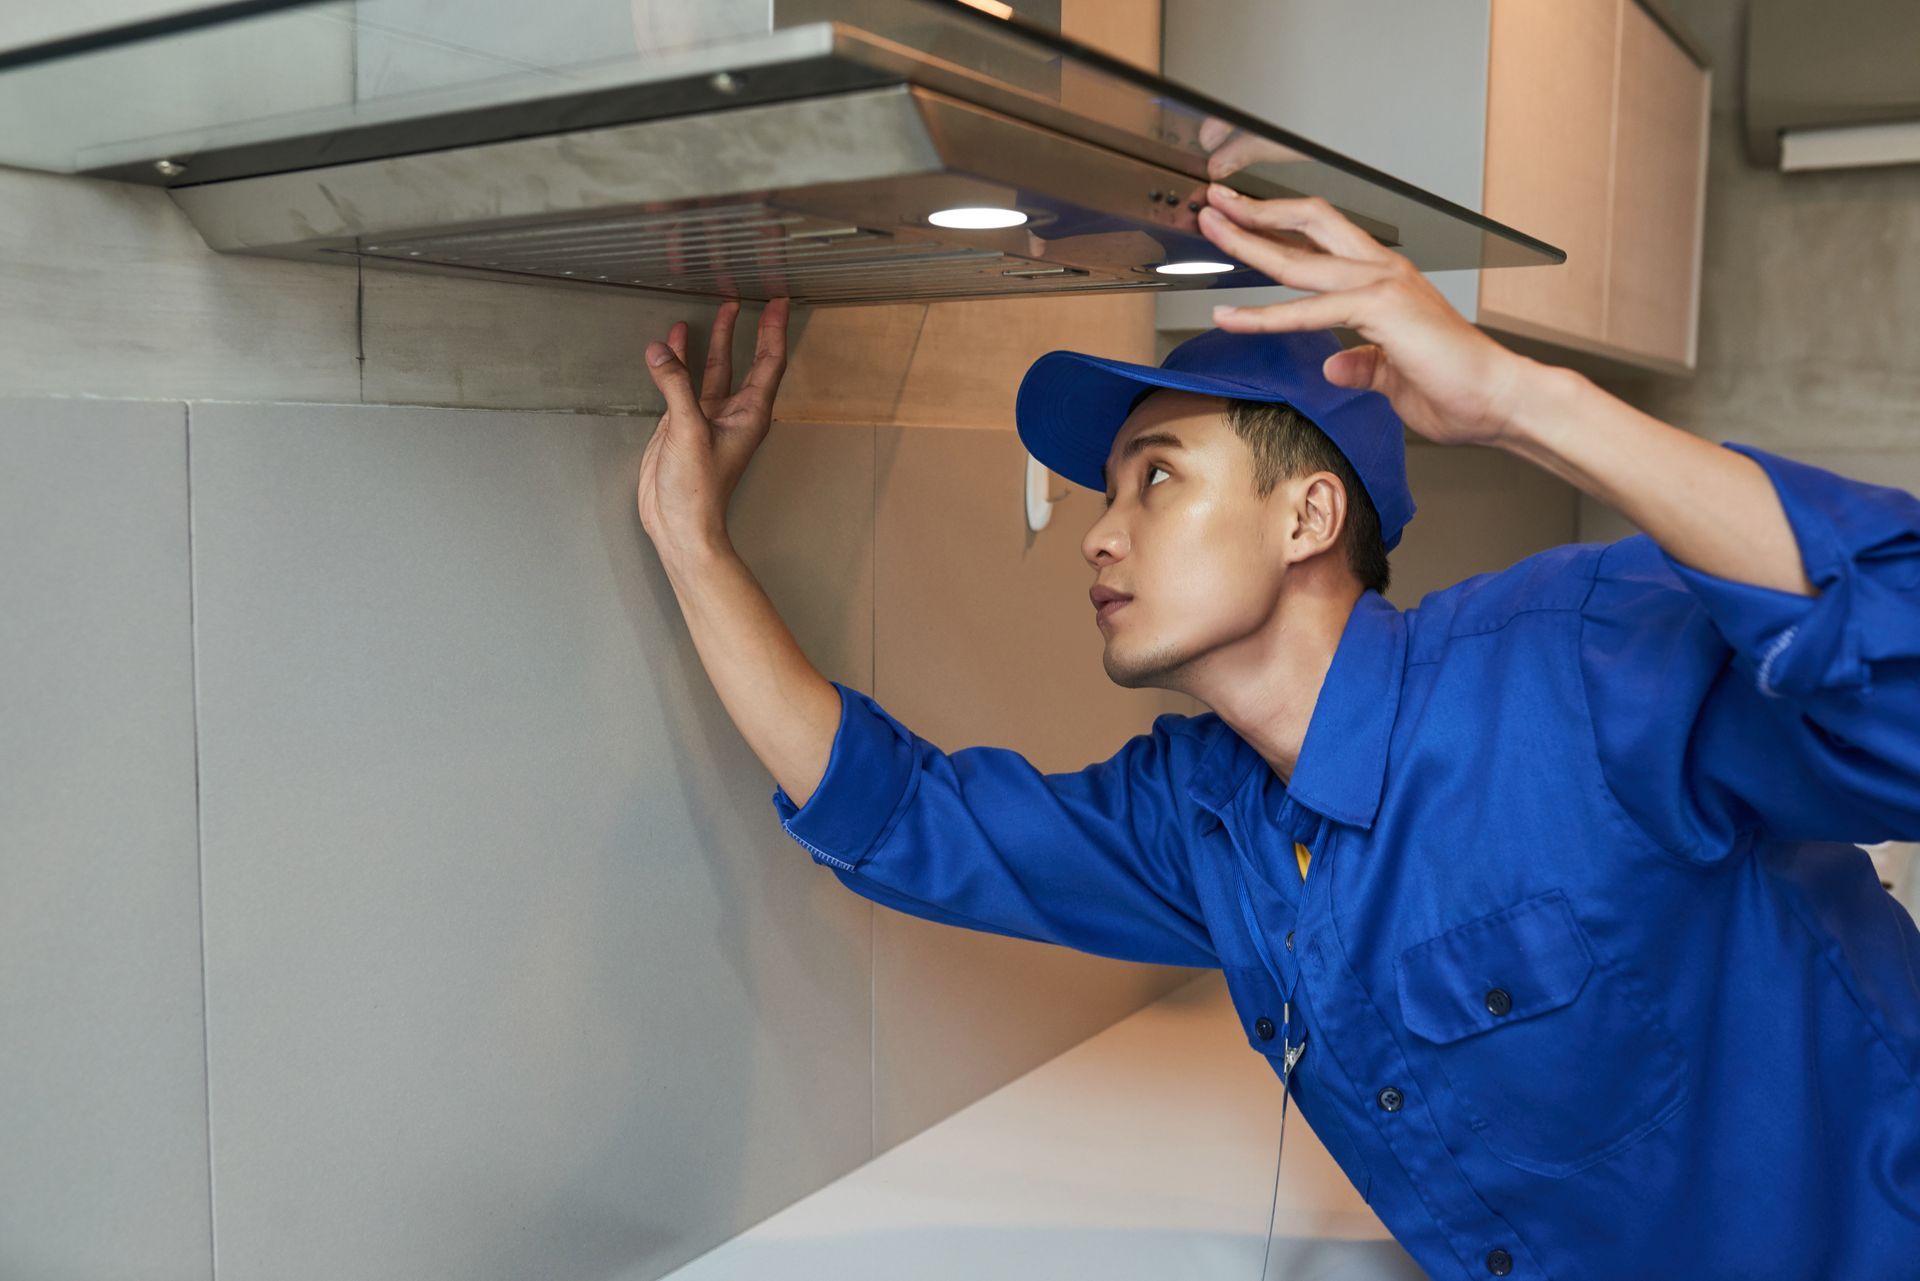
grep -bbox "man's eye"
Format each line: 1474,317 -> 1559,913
1105,465 -> 1168,507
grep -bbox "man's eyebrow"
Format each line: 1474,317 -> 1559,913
1102,432 -> 1188,492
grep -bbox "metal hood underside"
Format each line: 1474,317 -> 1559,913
0,0 -> 1565,306
175,83 -> 1289,305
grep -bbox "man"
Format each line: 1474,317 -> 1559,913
634,184 -> 1920,1280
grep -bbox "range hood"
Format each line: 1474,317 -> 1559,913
0,0 -> 1564,306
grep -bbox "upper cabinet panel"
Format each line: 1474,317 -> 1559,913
1604,0 -> 1709,367
1478,0 -> 1622,343
1479,0 -> 1712,374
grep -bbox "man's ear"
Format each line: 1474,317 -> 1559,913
1290,472 -> 1347,563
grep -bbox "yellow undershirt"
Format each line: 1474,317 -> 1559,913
1295,841 -> 1312,881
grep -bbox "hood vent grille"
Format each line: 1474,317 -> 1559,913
337,200 -> 1134,303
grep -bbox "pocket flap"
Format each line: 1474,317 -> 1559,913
1395,890 -> 1595,1045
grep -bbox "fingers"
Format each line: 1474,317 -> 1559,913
644,341 -> 708,437
1196,205 -> 1388,295
1211,288 -> 1368,335
1321,343 -> 1384,392
701,299 -> 740,404
1206,148 -> 1247,182
1206,185 -> 1390,264
667,321 -> 689,367
740,296 -> 792,399
1197,115 -> 1236,152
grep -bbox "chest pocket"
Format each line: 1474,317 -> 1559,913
1394,889 -> 1689,1178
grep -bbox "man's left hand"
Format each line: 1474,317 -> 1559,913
1196,183 -> 1539,450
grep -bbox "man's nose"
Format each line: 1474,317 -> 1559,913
1082,509 -> 1127,567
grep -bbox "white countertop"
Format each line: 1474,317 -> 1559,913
664,969 -> 1425,1280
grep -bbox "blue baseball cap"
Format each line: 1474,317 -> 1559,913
1014,328 -> 1417,552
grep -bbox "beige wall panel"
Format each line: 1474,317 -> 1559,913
1478,0 -> 1622,341
1390,441 -> 1581,610
778,293 -> 1158,428
1061,0 -> 1161,68
1056,0 -> 1163,142
869,423 -> 1206,1153
1577,490 -> 1639,546
1604,1 -> 1710,367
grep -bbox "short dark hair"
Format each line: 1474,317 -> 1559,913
1222,398 -> 1391,595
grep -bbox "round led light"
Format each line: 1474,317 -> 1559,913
1153,260 -> 1237,275
928,206 -> 1029,230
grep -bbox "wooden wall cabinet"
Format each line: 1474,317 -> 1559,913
1478,0 -> 1711,374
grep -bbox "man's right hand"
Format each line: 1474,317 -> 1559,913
636,295 -> 791,564
631,293 -> 840,816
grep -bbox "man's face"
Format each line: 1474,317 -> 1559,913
1082,388 -> 1293,693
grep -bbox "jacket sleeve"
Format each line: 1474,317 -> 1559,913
1580,442 -> 1920,863
769,681 -> 1219,968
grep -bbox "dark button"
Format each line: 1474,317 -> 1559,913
1284,930 -> 1295,951
1486,988 -> 1513,1016
1254,1016 -> 1276,1041
1148,190 -> 1163,202
1376,1086 -> 1404,1112
1187,200 -> 1203,212
1487,1248 -> 1513,1275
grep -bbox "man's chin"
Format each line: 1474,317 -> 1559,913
1102,638 -> 1183,691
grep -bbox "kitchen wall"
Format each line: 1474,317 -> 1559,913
0,6 -> 1201,1280
0,211 -> 1186,1281
0,5 -> 1584,1281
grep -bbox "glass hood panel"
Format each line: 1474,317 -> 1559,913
0,0 -> 1563,274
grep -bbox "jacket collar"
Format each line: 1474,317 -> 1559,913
1184,590 -> 1407,832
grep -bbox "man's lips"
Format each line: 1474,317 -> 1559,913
1095,597 -> 1131,624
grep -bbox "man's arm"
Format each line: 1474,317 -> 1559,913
1194,187 -> 1920,854
637,300 -> 1219,966
636,297 -> 840,810
1491,368 -> 1817,599
662,542 -> 841,809
1193,183 -> 1819,599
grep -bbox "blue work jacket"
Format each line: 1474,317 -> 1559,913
771,442 -> 1920,1280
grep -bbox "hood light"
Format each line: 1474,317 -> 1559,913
928,206 -> 1028,229
1153,260 -> 1236,275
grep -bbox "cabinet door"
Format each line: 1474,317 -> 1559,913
1478,0 -> 1622,343
1604,0 -> 1710,368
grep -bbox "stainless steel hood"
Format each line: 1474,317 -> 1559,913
0,0 -> 1565,306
